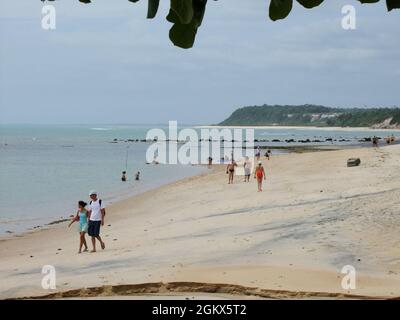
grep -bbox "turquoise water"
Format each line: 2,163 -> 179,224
0,124 -> 207,235
0,124 -> 397,235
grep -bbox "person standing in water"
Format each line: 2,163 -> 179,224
68,201 -> 89,254
254,161 -> 266,192
87,190 -> 106,253
121,171 -> 127,182
226,159 -> 237,184
135,171 -> 140,181
372,136 -> 379,148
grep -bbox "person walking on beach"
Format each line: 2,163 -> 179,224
254,161 -> 266,192
266,149 -> 272,160
68,201 -> 89,254
208,156 -> 213,168
87,190 -> 106,253
243,156 -> 251,182
226,160 -> 237,184
255,147 -> 261,161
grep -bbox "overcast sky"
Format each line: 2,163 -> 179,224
0,0 -> 399,124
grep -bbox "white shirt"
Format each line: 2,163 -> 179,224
89,199 -> 105,221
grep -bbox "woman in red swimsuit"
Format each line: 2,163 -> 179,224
254,161 -> 266,192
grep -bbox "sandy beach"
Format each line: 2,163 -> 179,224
1,144 -> 400,300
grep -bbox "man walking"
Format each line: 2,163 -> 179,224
87,190 -> 106,252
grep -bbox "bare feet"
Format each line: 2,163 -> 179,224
101,241 -> 105,250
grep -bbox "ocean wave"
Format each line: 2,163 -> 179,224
90,127 -> 113,131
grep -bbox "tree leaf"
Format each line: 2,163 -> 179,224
193,0 -> 208,27
269,0 -> 293,21
167,9 -> 180,24
296,0 -> 324,9
147,0 -> 160,19
171,0 -> 194,24
168,0 -> 208,49
169,19 -> 197,48
357,0 -> 380,3
386,0 -> 400,11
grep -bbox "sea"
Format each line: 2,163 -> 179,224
0,124 -> 398,236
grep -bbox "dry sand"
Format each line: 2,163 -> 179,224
1,145 -> 400,299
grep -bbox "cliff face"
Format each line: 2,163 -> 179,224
371,118 -> 400,129
219,105 -> 400,128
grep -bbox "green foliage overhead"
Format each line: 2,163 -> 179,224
218,105 -> 400,128
74,0 -> 398,48
147,0 -> 160,19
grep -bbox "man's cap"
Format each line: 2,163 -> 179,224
89,190 -> 97,196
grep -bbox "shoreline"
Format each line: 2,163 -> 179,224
0,144 -> 344,240
0,165 -> 212,241
0,162 -> 209,239
1,144 -> 400,299
0,144 -> 335,240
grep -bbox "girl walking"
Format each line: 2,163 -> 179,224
69,201 -> 89,253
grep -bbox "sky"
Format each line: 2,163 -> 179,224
0,0 -> 399,125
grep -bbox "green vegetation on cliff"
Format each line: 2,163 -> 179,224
219,105 -> 400,128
